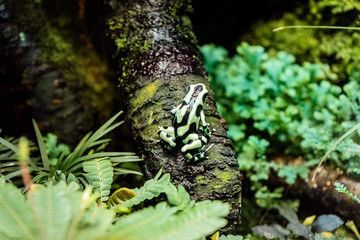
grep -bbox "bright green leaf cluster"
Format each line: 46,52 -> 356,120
0,170 -> 230,240
0,111 -> 142,194
241,0 -> 360,82
202,42 -> 360,170
83,158 -> 114,202
43,133 -> 70,167
201,42 -> 360,209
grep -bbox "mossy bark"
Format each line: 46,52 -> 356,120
1,0 -> 118,146
105,0 -> 242,231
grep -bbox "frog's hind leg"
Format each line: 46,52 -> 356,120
181,133 -> 206,161
158,126 -> 176,150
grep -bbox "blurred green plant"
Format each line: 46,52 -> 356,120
241,0 -> 360,82
334,182 -> 360,204
0,111 -> 142,202
0,169 -> 230,240
201,42 -> 360,210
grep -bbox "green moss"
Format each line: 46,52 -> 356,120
107,13 -> 153,85
139,124 -> 159,142
131,79 -> 161,107
213,167 -> 233,184
107,0 -> 197,86
195,165 -> 235,195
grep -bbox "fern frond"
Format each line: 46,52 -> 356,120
0,177 -> 115,240
107,187 -> 136,207
71,202 -> 114,240
109,201 -> 230,240
157,200 -> 229,240
27,182 -> 74,240
334,182 -> 360,204
0,178 -> 36,240
83,158 -> 114,202
60,111 -> 123,172
165,184 -> 194,210
117,170 -> 171,208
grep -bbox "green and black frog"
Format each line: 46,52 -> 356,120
158,83 -> 214,161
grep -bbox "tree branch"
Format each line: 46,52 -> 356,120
105,0 -> 242,232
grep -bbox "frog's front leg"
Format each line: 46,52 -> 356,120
158,126 -> 176,150
199,111 -> 212,139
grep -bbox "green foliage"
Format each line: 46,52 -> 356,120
108,169 -> 170,209
83,158 -> 114,202
109,200 -> 229,240
0,171 -> 230,240
0,179 -> 113,240
0,178 -> 37,239
201,42 -> 360,213
164,183 -> 195,211
241,0 -> 360,81
106,169 -> 230,239
334,182 -> 360,204
43,133 -> 70,167
252,207 -> 345,239
219,235 -> 244,240
202,42 -> 360,170
0,111 -> 142,194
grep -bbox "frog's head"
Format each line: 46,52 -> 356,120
189,83 -> 208,105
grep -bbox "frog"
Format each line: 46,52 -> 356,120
158,83 -> 213,161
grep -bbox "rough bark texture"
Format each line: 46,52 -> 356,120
1,0 -> 118,146
269,157 -> 360,227
105,0 -> 242,231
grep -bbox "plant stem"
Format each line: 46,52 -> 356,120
273,25 -> 360,32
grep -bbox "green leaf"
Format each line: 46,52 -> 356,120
32,119 -> 50,170
276,205 -> 299,223
219,235 -> 244,240
107,187 -> 136,210
109,201 -> 230,240
164,184 -> 195,210
313,122 -> 360,180
71,203 -> 113,240
0,137 -> 19,154
67,152 -> 136,172
61,111 -> 123,171
83,158 -> 114,202
312,214 -> 344,233
334,182 -> 360,204
116,170 -> 170,208
161,200 -> 229,240
0,178 -> 36,240
252,224 -> 290,239
27,182 -> 73,240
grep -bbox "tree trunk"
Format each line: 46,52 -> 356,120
104,0 -> 242,231
1,0 -> 118,146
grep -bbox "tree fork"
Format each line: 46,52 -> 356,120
105,0 -> 242,231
